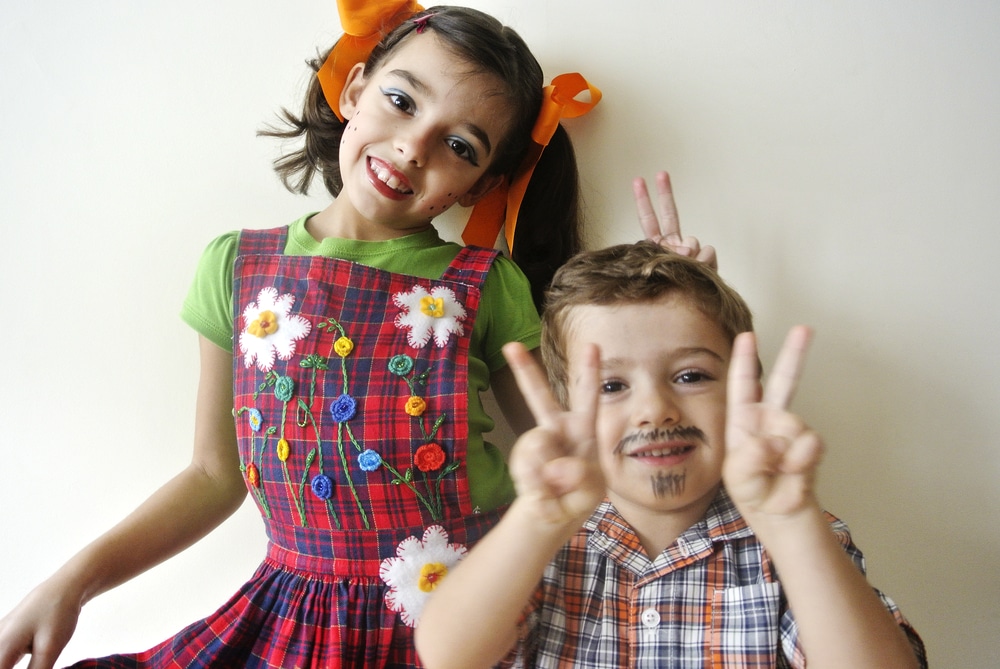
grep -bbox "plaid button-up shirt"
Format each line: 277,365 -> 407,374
505,489 -> 926,668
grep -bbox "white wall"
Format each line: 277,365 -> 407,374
1,1 -> 997,666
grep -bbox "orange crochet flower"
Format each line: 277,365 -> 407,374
405,395 -> 427,417
414,443 -> 445,472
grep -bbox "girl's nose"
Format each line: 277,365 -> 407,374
395,125 -> 431,167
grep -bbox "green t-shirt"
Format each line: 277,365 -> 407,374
180,214 -> 541,511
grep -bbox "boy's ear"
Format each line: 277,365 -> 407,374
457,173 -> 504,207
338,62 -> 367,119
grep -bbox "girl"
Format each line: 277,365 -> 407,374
0,4 -> 600,668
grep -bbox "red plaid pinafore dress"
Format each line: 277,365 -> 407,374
69,226 -> 506,668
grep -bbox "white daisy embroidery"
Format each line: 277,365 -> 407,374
238,287 -> 312,372
379,525 -> 467,627
393,285 -> 467,348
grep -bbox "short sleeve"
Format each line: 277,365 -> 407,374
179,231 -> 239,351
475,255 -> 541,372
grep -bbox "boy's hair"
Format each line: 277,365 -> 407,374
541,241 -> 755,406
260,5 -> 581,309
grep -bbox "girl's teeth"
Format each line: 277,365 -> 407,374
374,165 -> 409,193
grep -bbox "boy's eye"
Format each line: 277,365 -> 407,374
675,370 -> 710,384
600,380 -> 627,394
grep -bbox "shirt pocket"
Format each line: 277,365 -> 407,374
710,582 -> 782,668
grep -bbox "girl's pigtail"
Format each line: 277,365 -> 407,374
510,124 -> 582,312
258,49 -> 347,198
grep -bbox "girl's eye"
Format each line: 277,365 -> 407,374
446,137 -> 479,166
600,380 -> 627,394
381,88 -> 414,114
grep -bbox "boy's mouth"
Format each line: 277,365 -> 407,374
369,157 -> 413,195
628,444 -> 694,458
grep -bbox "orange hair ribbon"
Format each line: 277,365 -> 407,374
317,0 -> 424,121
461,72 -> 602,252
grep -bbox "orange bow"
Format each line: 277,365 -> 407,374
461,73 -> 602,252
317,0 -> 424,121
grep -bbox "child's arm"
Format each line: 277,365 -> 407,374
0,337 -> 248,669
633,170 -> 718,268
416,342 -> 605,669
725,328 -> 921,669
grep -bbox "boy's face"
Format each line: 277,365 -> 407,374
564,293 -> 732,526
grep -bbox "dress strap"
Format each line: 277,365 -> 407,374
439,245 -> 499,288
237,226 -> 289,256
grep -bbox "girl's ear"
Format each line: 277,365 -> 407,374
339,62 -> 367,119
457,173 -> 505,207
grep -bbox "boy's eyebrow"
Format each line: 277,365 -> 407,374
385,68 -> 494,155
600,347 -> 727,368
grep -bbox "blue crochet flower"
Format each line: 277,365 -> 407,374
247,408 -> 263,433
330,394 -> 357,423
358,449 -> 383,472
310,474 -> 333,500
274,375 -> 295,402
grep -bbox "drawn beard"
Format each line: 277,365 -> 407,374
651,471 -> 687,499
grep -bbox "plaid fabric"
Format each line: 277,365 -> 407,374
506,488 -> 928,669
69,227 -> 504,668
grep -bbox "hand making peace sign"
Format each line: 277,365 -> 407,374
723,326 -> 825,518
500,342 -> 606,527
634,170 -> 718,268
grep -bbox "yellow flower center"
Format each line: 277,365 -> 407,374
418,562 -> 448,592
248,310 -> 279,338
419,296 -> 445,318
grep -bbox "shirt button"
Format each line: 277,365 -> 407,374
640,608 -> 661,628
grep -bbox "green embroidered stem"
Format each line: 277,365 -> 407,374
337,423 -> 370,529
383,463 -> 437,520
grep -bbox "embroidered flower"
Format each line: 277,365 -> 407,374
274,375 -> 295,402
239,287 -> 312,372
414,443 -> 446,472
393,285 -> 467,348
359,449 -> 383,472
404,395 -> 427,417
418,562 -> 449,592
388,354 -> 414,377
276,438 -> 290,462
310,474 -> 333,500
246,463 -> 261,488
379,525 -> 467,627
247,408 -> 263,433
330,394 -> 357,423
334,336 -> 354,357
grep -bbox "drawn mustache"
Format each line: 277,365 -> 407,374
614,426 -> 706,455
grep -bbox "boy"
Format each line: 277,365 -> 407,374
415,242 -> 926,668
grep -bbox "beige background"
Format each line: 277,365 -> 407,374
2,1 -> 998,666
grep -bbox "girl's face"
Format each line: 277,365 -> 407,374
336,32 -> 515,240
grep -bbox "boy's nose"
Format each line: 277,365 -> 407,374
634,387 -> 681,428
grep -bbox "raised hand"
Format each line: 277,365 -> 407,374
501,342 -> 605,526
723,326 -> 824,518
633,170 -> 718,268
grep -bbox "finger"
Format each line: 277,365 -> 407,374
654,171 -> 682,241
565,342 -> 600,459
695,245 -> 718,270
727,331 -> 763,411
632,176 -> 661,241
762,326 -> 813,409
502,342 -> 563,427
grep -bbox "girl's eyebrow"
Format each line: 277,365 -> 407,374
384,68 -> 494,156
